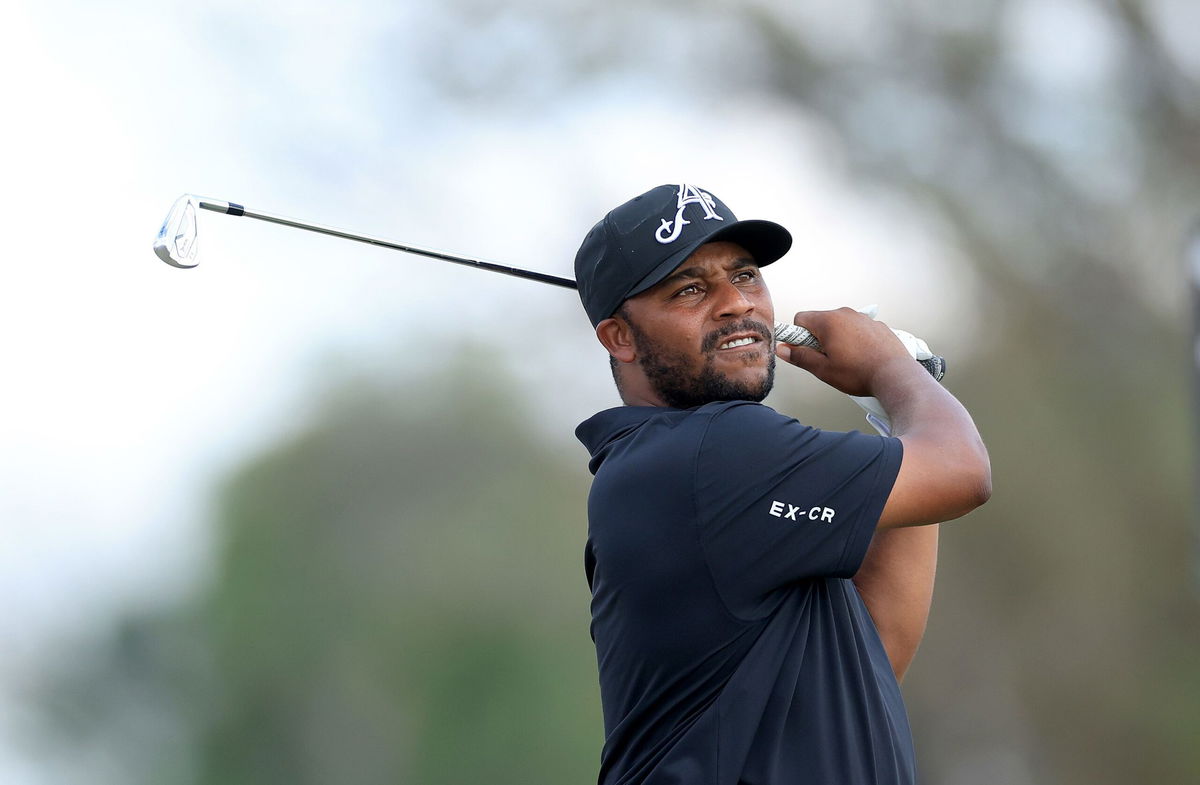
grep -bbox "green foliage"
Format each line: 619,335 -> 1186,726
202,354 -> 602,784
37,351 -> 602,785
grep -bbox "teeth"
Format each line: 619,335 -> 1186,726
720,336 -> 758,349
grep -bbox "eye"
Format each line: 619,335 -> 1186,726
733,270 -> 758,283
674,283 -> 702,297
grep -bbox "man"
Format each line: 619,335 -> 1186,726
573,184 -> 991,785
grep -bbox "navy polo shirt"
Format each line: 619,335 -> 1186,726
576,401 -> 911,785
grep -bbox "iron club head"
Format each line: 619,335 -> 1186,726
153,194 -> 200,268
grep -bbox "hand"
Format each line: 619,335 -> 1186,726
774,308 -> 919,397
889,328 -> 934,362
851,324 -> 938,436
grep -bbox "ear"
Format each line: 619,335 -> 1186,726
596,316 -> 637,364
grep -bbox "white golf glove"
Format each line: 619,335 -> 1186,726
847,306 -> 935,437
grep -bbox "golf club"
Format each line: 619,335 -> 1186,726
153,194 -> 946,380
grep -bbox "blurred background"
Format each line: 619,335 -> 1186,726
3,0 -> 1197,783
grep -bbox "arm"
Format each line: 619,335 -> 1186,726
776,308 -> 990,678
851,524 -> 937,682
775,308 -> 991,528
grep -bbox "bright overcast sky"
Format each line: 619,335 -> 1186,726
1,1 -> 977,780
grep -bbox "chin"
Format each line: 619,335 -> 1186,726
637,335 -> 776,409
732,377 -> 774,403
676,363 -> 775,408
727,355 -> 773,387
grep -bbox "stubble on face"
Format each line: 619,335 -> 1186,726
626,315 -> 776,409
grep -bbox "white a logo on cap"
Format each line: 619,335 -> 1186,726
655,184 -> 723,244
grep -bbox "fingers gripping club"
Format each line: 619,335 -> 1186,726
772,323 -> 946,382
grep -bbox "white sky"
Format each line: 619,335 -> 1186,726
0,1 -> 981,779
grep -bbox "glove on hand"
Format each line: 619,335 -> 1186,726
847,307 -> 934,436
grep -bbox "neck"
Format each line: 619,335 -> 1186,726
617,369 -> 666,407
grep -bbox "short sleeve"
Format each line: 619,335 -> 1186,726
694,402 -> 902,619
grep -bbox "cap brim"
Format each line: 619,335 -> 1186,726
625,218 -> 793,300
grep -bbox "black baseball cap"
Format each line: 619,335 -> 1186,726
574,184 -> 793,327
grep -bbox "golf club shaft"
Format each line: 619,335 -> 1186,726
187,197 -> 944,380
196,199 -> 578,289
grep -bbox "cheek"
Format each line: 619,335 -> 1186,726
755,287 -> 774,322
645,314 -> 702,347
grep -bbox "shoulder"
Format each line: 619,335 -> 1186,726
694,401 -> 813,447
695,402 -> 900,483
695,400 -> 796,426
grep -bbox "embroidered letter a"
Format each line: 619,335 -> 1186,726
655,184 -> 723,244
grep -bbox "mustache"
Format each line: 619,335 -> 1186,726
700,320 -> 774,353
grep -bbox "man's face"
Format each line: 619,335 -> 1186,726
621,241 -> 776,408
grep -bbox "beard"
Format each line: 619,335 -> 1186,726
628,317 -> 776,409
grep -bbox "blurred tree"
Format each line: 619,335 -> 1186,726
32,351 -> 602,785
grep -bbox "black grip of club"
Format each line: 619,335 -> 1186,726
917,355 -> 946,380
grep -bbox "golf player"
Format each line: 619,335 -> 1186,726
574,184 -> 991,785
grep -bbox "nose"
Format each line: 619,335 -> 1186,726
713,281 -> 755,320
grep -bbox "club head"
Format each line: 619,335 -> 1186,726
153,194 -> 200,268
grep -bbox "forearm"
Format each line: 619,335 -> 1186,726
853,524 -> 938,683
874,356 -> 971,431
872,358 -> 992,527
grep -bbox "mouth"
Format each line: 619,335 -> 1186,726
708,319 -> 774,353
717,334 -> 764,351
701,321 -> 774,357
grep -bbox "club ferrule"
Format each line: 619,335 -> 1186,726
196,198 -> 243,215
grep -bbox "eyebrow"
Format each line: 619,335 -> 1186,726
658,257 -> 759,288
